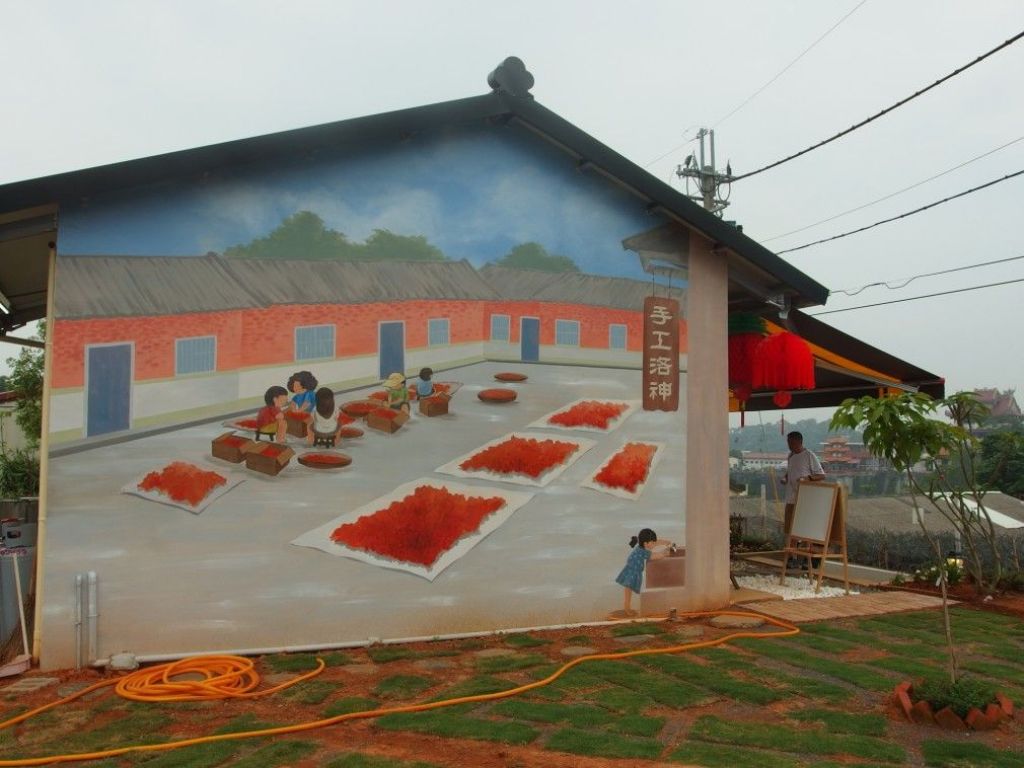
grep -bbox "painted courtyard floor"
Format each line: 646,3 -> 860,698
2,601 -> 1023,767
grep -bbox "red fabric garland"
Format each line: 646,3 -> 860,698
752,331 -> 815,391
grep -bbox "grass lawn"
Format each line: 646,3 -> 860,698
1,604 -> 1021,766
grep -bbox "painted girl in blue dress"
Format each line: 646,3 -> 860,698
615,528 -> 673,616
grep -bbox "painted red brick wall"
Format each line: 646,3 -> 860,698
51,312 -> 243,388
52,298 -> 688,389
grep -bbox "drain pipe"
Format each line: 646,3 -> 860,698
91,615 -> 673,668
86,571 -> 98,666
74,573 -> 84,670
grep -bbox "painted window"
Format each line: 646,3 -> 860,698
428,318 -> 450,346
555,319 -> 580,347
490,314 -> 511,342
175,336 -> 216,375
295,324 -> 335,361
609,324 -> 627,350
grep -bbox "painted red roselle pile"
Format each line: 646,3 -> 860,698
341,401 -> 378,417
459,435 -> 578,478
593,442 -> 657,492
477,388 -> 517,403
234,418 -> 259,430
216,434 -> 250,449
330,485 -> 506,566
138,462 -> 227,507
370,407 -> 400,421
298,453 -> 351,468
548,400 -> 627,429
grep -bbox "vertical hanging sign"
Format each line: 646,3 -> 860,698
642,296 -> 680,411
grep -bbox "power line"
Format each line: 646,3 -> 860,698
762,134 -> 1024,242
776,169 -> 1024,255
642,127 -> 698,169
833,254 -> 1024,296
730,29 -> 1024,182
810,277 -> 1024,316
713,0 -> 868,129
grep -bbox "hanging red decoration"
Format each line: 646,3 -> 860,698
773,391 -> 792,408
728,313 -> 766,421
753,331 -> 815,394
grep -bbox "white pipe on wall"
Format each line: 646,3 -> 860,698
86,571 -> 98,665
74,573 -> 83,670
90,615 -> 672,668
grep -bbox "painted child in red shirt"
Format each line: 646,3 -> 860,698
256,386 -> 289,443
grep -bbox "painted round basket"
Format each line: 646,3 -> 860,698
478,388 -> 517,403
298,452 -> 352,469
340,400 -> 379,418
494,372 -> 528,382
338,426 -> 364,439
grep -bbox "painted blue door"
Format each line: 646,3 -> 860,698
520,318 -> 540,362
86,344 -> 132,436
379,322 -> 405,380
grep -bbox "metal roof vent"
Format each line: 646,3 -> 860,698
487,57 -> 534,99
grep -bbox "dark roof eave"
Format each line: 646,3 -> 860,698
495,92 -> 829,308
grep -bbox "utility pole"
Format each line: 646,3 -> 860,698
676,128 -> 732,215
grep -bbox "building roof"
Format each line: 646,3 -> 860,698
479,265 -> 685,312
0,57 -> 830,337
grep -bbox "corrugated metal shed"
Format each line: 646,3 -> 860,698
54,255 -> 261,318
480,265 -> 686,312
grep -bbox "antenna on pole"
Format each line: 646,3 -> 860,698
676,128 -> 732,215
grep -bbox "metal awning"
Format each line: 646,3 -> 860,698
0,205 -> 54,346
735,308 -> 945,411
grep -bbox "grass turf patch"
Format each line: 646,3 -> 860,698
788,708 -> 887,736
475,653 -> 548,674
376,710 -> 537,745
262,651 -> 350,672
608,713 -> 665,737
583,659 -> 714,709
545,728 -> 662,760
670,741 -> 803,768
325,754 -> 444,768
503,633 -> 550,648
429,675 -> 518,701
225,739 -> 318,768
640,654 -> 785,704
921,739 -> 1024,767
373,675 -> 434,699
591,686 -> 650,714
279,679 -> 339,705
609,622 -> 666,637
214,713 -> 278,735
125,741 -> 238,768
490,700 -> 613,728
365,646 -> 415,663
689,715 -> 904,763
735,638 -> 897,692
323,697 -> 381,717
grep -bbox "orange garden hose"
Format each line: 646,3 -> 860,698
0,610 -> 799,766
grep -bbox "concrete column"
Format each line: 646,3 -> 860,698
683,233 -> 731,609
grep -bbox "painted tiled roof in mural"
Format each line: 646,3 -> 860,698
54,255 -> 259,318
479,265 -> 686,312
219,257 -> 502,306
54,254 -> 677,318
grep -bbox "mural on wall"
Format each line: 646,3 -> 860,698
41,122 -> 690,668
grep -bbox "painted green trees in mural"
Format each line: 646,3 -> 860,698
491,242 -> 579,272
224,211 -> 447,262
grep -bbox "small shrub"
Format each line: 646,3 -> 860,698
916,676 -> 996,719
911,561 -> 964,587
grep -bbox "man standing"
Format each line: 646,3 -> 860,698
781,430 -> 825,535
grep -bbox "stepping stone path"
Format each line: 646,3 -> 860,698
413,658 -> 458,671
3,676 -> 59,695
672,625 -> 705,639
614,634 -> 658,646
473,648 -> 516,658
560,645 -> 598,657
709,614 -> 766,629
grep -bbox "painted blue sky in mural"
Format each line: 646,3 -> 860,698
59,123 -> 668,282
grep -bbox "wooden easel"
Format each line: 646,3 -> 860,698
780,481 -> 850,595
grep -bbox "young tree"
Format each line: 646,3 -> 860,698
5,323 -> 45,449
832,391 -> 1001,684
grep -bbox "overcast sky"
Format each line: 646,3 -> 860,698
2,1 -> 1022,425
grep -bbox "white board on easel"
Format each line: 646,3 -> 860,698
789,482 -> 840,544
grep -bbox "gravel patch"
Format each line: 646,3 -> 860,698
736,574 -> 860,600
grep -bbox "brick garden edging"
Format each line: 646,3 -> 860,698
895,681 -> 1015,731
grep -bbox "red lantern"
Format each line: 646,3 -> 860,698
753,332 -> 815,405
728,333 -> 762,391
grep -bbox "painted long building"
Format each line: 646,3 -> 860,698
51,254 -> 686,442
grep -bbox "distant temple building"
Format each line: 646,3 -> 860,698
973,388 -> 1022,420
